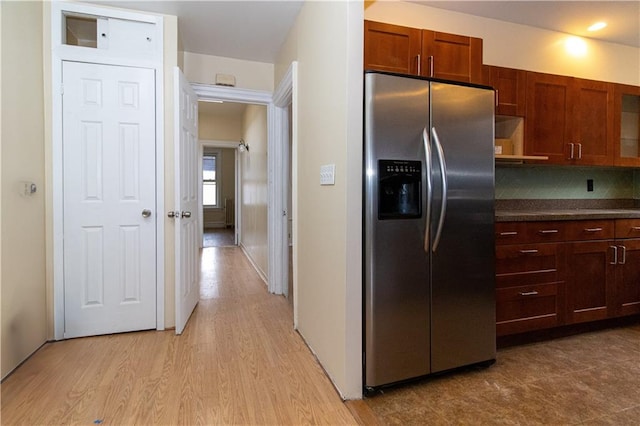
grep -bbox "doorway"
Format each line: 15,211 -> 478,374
192,81 -> 292,299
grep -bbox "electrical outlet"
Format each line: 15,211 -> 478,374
587,179 -> 594,192
320,164 -> 335,185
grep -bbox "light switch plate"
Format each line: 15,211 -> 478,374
320,164 -> 335,185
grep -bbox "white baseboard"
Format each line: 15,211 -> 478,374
239,243 -> 268,287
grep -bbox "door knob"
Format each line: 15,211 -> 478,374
142,209 -> 152,218
181,211 -> 191,218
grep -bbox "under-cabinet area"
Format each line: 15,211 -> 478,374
495,217 -> 640,337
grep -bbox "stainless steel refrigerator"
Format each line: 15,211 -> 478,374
364,71 -> 496,390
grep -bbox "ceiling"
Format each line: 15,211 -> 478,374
89,1 -> 638,117
89,1 -> 640,64
90,1 -> 304,63
414,1 -> 639,48
198,100 -> 247,118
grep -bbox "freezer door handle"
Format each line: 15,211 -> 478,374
423,127 -> 432,253
431,126 -> 448,253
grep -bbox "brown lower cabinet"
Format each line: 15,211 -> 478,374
495,218 -> 640,336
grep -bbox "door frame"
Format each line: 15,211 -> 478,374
50,2 -> 165,339
198,140 -> 240,248
192,61 -> 296,299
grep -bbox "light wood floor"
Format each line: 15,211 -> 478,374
1,247 -> 357,425
203,228 -> 236,248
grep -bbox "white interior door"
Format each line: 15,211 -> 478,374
62,61 -> 156,338
174,67 -> 199,334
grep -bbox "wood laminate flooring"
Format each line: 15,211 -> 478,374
203,228 -> 236,248
1,247 -> 356,425
3,245 -> 640,425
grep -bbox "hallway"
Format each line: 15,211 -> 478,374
0,247 -> 356,425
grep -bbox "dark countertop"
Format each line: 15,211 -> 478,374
495,199 -> 640,222
496,208 -> 640,222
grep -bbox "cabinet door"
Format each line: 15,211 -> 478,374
613,84 -> 640,167
421,30 -> 482,83
486,65 -> 526,116
525,72 -> 573,164
572,79 -> 614,166
364,20 -> 421,75
565,241 -> 615,324
615,238 -> 640,316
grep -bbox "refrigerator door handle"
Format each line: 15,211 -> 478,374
431,127 -> 448,253
423,127 -> 432,252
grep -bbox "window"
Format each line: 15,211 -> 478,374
203,153 -> 220,207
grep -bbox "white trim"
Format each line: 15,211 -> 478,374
273,62 -> 298,326
51,2 -> 165,339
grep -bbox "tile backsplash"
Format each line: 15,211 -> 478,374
495,166 -> 640,200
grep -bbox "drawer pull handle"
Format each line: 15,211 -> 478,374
520,291 -> 539,296
584,228 -> 603,232
538,229 -> 559,234
632,227 -> 640,231
499,231 -> 518,236
610,246 -> 618,265
519,249 -> 539,254
619,245 -> 626,265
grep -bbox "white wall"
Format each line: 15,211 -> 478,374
239,105 -> 268,278
1,1 -> 47,378
365,1 -> 640,86
183,52 -> 274,91
275,1 -> 364,399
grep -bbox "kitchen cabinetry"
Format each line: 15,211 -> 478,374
613,219 -> 640,316
525,72 -> 614,166
564,220 -> 616,324
420,30 -> 482,83
363,20 -> 483,84
495,221 -> 566,336
364,20 -> 421,75
613,84 -> 640,167
496,218 -> 640,336
483,65 -> 526,116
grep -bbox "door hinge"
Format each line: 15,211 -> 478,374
60,84 -> 64,95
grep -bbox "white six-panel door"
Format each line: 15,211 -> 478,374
174,67 -> 199,334
63,61 -> 156,338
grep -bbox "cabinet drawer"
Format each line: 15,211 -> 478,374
565,220 -> 614,241
615,219 -> 640,239
496,282 -> 560,335
496,243 -> 562,288
495,221 -> 566,244
525,221 -> 567,243
495,222 -> 528,245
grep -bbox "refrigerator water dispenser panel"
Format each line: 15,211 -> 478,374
378,160 -> 421,220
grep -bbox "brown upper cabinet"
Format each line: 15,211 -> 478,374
364,20 -> 483,84
363,20 -> 421,75
613,84 -> 640,167
420,30 -> 483,83
525,72 -> 614,166
482,65 -> 526,116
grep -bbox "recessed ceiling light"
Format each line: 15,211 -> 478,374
588,22 -> 607,32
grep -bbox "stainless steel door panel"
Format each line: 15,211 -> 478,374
429,82 -> 496,373
364,73 -> 431,386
